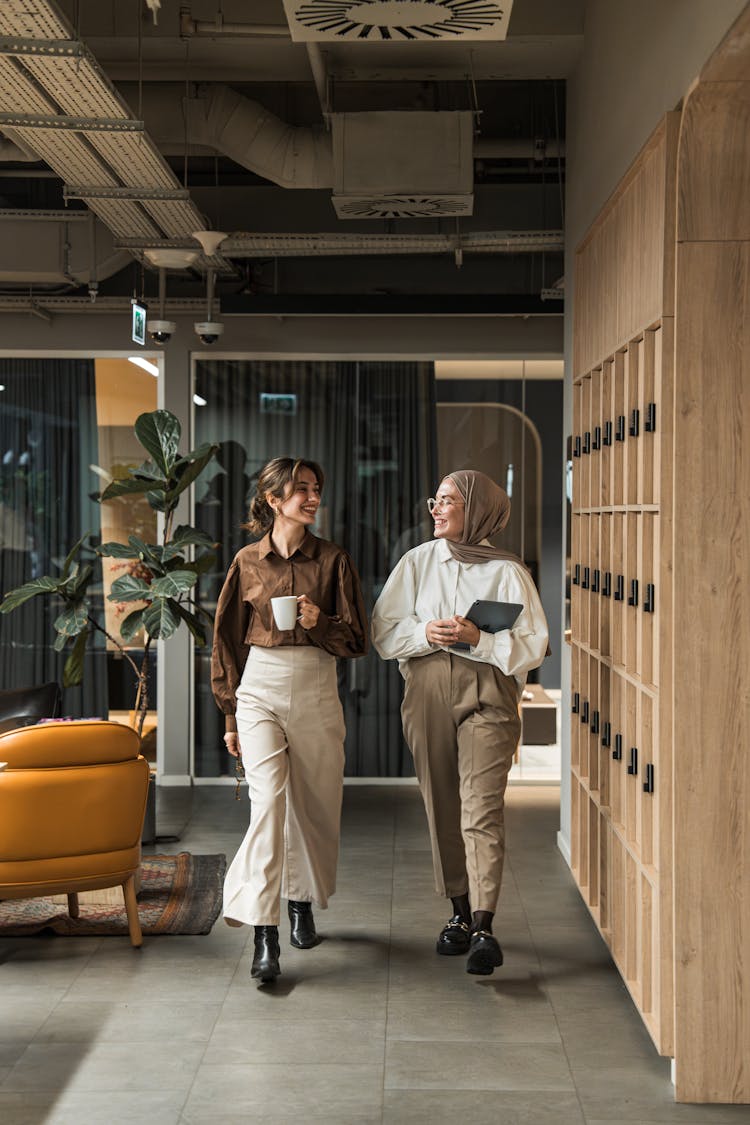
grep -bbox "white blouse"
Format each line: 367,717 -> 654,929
371,538 -> 549,687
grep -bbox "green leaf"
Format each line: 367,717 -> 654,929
63,564 -> 94,600
166,444 -> 219,505
53,602 -> 88,638
127,535 -> 164,566
131,459 -> 167,483
149,570 -> 198,597
0,576 -> 60,614
146,489 -> 167,513
97,541 -> 139,559
172,600 -> 207,646
99,477 -> 154,502
163,525 -> 216,557
161,550 -> 186,568
177,552 -> 216,576
183,441 -> 219,463
142,597 -> 180,639
119,608 -> 145,642
109,575 -> 152,602
63,627 -> 88,687
135,410 -> 181,478
61,532 -> 91,579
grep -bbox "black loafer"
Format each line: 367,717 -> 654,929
288,900 -> 319,949
251,925 -> 281,982
466,929 -> 504,975
436,914 -> 471,956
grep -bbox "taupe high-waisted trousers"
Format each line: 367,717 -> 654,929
401,650 -> 520,914
223,645 -> 346,926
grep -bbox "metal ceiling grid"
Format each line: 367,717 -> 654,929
23,55 -> 124,118
140,200 -> 209,238
15,127 -> 117,185
0,57 -> 55,113
92,131 -> 183,189
0,0 -> 217,269
0,2 -> 69,39
79,198 -> 163,240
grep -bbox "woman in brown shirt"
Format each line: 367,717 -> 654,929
211,457 -> 367,983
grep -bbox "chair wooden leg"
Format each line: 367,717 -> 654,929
122,874 -> 143,948
67,892 -> 79,918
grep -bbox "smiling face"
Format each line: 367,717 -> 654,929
431,477 -> 465,542
271,466 -> 321,528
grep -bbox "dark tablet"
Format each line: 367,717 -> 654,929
452,599 -> 524,651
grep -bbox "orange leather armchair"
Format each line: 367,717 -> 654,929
0,719 -> 150,947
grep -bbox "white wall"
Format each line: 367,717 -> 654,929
558,0 -> 748,858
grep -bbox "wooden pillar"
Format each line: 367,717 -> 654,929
672,6 -> 750,1103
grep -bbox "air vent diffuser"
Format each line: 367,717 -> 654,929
333,195 -> 473,219
331,111 -> 474,220
282,0 -> 513,42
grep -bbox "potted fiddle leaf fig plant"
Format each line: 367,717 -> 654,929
0,409 -> 219,736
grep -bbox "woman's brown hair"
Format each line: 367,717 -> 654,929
243,457 -> 324,535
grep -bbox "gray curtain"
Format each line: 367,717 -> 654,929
193,358 -> 436,777
0,358 -> 107,718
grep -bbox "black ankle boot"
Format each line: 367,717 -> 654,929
251,925 -> 280,982
288,900 -> 318,948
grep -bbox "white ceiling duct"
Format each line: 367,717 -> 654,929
186,85 -> 333,190
185,88 -> 474,218
0,211 -> 131,287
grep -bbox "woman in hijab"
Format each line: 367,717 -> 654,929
371,470 -> 548,975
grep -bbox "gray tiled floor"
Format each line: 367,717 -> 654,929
2,785 -> 750,1125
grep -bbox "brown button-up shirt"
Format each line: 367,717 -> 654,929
211,531 -> 368,730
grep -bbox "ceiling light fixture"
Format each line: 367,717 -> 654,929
193,393 -> 207,406
128,356 -> 160,378
144,248 -> 199,269
191,230 -> 228,257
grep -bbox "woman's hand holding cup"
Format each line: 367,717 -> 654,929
296,594 -> 320,630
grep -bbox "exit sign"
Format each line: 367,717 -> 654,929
260,393 -> 297,416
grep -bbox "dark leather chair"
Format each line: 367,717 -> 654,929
0,682 -> 61,735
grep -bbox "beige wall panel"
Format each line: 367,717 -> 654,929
673,238 -> 750,1101
574,119 -> 678,377
677,82 -> 750,242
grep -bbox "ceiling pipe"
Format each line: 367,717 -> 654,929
306,43 -> 332,127
179,7 -> 289,39
474,138 -> 566,158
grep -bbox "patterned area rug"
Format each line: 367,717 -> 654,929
0,853 -> 226,937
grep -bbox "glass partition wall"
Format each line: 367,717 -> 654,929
192,358 -> 436,778
0,356 -> 158,736
0,353 -> 555,778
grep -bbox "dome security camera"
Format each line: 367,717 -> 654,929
195,320 -> 224,345
147,319 -> 176,344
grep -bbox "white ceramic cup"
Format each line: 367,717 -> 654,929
271,595 -> 299,630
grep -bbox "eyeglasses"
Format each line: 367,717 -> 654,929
427,497 -> 465,514
234,755 -> 246,801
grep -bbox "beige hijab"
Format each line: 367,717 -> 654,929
445,470 -> 527,569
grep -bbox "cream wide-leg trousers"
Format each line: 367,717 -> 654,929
400,650 -> 521,915
223,646 -> 346,926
